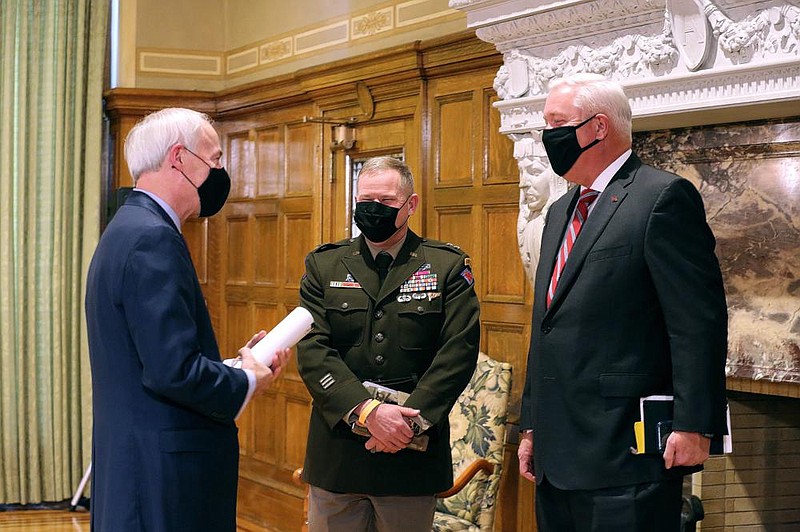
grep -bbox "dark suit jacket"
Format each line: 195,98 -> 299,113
520,154 -> 728,490
297,231 -> 480,495
85,192 -> 249,532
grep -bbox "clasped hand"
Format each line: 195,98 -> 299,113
363,403 -> 420,454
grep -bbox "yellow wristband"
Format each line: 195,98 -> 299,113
358,399 -> 382,426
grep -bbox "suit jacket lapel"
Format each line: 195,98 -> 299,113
545,155 -> 641,313
535,188 -> 579,315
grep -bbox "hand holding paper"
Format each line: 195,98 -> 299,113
242,346 -> 291,396
223,307 -> 314,368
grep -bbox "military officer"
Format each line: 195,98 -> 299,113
297,156 -> 480,532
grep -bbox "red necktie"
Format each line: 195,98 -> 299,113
546,188 -> 599,308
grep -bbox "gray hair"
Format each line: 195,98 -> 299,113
549,74 -> 632,142
358,156 -> 414,197
124,108 -> 213,182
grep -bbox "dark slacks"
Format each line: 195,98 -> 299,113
535,476 -> 683,532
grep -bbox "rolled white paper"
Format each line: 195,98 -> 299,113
223,307 -> 314,368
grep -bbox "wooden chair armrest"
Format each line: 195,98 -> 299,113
292,467 -> 305,486
435,459 -> 494,498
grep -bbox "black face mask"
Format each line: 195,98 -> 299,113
541,114 -> 601,176
179,149 -> 231,217
354,196 -> 410,243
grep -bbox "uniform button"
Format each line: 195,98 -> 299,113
542,324 -> 552,334
375,355 -> 385,365
417,306 -> 424,313
375,333 -> 384,343
341,302 -> 349,309
374,309 -> 383,319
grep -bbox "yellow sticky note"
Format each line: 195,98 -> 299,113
633,421 -> 645,454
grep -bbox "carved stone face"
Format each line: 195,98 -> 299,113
519,159 -> 551,213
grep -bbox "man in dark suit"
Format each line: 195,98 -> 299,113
518,75 -> 728,531
85,107 -> 290,532
297,156 -> 480,531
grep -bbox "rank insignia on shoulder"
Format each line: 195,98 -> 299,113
460,267 -> 474,286
445,242 -> 461,250
464,257 -> 471,267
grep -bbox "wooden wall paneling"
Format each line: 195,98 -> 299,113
225,214 -> 252,284
256,126 -> 283,198
214,106 -> 321,532
434,91 -> 475,188
283,211 -> 313,288
251,302 -> 280,463
483,204 -> 526,305
229,130 -> 257,199
254,213 -> 279,285
428,67 -> 533,532
251,389 -> 281,464
484,89 -> 518,186
285,123 -> 316,197
434,205 -> 475,253
284,395 -> 312,466
482,321 -> 528,421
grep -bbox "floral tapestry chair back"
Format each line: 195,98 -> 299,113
433,352 -> 512,532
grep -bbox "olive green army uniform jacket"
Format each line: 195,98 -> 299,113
297,230 -> 480,495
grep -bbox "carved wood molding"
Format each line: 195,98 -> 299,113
106,32 -> 499,121
104,88 -> 217,119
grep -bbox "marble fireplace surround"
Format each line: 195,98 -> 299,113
450,0 -> 800,385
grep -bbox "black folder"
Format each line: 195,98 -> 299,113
632,395 -> 732,455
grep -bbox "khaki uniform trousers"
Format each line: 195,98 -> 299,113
308,485 -> 436,532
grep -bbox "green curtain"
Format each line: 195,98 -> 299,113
0,1 -> 108,504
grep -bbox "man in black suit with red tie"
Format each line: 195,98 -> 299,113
518,74 -> 728,531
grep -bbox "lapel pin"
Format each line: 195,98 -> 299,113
611,195 -> 618,203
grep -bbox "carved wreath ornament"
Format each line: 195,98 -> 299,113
492,0 -> 800,99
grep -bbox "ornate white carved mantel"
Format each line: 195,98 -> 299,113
450,0 -> 800,282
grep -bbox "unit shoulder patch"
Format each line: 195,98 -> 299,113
460,266 -> 474,286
